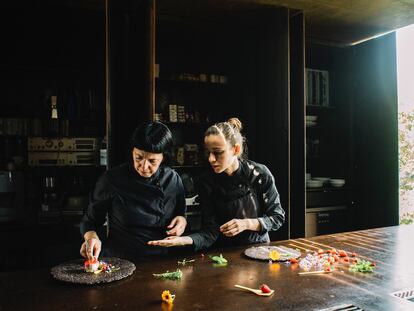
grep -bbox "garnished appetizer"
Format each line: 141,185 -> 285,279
84,258 -> 100,273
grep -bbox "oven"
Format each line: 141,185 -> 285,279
305,188 -> 351,237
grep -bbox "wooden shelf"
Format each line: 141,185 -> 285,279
306,105 -> 336,110
306,186 -> 351,192
156,77 -> 227,87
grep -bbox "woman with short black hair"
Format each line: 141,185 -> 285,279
80,121 -> 186,259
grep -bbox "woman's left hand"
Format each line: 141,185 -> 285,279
221,218 -> 262,236
166,216 -> 187,236
148,236 -> 193,247
220,219 -> 248,237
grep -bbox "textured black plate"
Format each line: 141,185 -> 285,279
51,257 -> 136,284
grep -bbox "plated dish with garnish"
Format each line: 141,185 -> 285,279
51,257 -> 136,284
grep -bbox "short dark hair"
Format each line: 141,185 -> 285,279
131,121 -> 173,154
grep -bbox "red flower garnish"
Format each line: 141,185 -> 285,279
84,258 -> 98,266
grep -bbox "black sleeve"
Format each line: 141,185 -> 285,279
174,174 -> 186,217
80,173 -> 112,237
188,179 -> 220,251
256,166 -> 285,234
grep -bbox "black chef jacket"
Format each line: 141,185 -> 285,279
80,163 -> 186,258
189,159 -> 285,251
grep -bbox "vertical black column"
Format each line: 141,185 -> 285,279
253,8 -> 290,241
289,11 -> 306,238
106,0 -> 152,168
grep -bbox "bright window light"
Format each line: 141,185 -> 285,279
397,23 -> 414,225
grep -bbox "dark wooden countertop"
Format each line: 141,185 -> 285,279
1,225 -> 414,311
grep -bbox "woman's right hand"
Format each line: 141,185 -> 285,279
80,231 -> 102,260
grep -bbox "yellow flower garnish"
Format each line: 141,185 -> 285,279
161,290 -> 175,304
269,250 -> 280,261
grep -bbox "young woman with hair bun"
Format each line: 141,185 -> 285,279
149,117 -> 285,250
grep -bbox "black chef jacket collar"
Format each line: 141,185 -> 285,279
215,159 -> 245,184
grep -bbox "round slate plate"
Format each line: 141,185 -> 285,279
51,257 -> 136,285
244,245 -> 301,261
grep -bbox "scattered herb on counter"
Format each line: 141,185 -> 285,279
177,258 -> 195,266
210,254 -> 228,265
153,269 -> 183,280
349,260 -> 375,273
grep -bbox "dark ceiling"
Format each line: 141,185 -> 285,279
36,0 -> 414,46
255,0 -> 414,46
157,0 -> 414,46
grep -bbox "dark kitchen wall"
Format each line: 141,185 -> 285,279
0,1 -> 105,121
351,33 -> 399,229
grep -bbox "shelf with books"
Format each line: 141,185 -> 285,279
306,68 -> 329,107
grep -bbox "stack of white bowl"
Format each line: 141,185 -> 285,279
312,177 -> 330,186
306,179 -> 323,188
330,179 -> 346,187
306,115 -> 317,127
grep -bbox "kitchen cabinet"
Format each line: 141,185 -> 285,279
0,1 -> 107,271
0,2 -> 106,228
305,36 -> 398,234
141,1 -> 298,240
305,76 -> 354,236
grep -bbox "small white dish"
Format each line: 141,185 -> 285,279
330,179 -> 345,187
306,115 -> 317,121
306,121 -> 317,127
313,177 -> 330,182
330,179 -> 345,183
306,180 -> 323,188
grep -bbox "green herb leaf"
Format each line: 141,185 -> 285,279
210,254 -> 228,265
349,260 -> 375,273
153,269 -> 183,280
177,258 -> 195,266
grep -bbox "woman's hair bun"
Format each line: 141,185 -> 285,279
227,117 -> 242,132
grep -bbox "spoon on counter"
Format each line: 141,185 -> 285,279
298,269 -> 333,276
234,284 -> 274,296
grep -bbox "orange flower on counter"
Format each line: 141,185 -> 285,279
269,250 -> 280,261
161,290 -> 176,304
